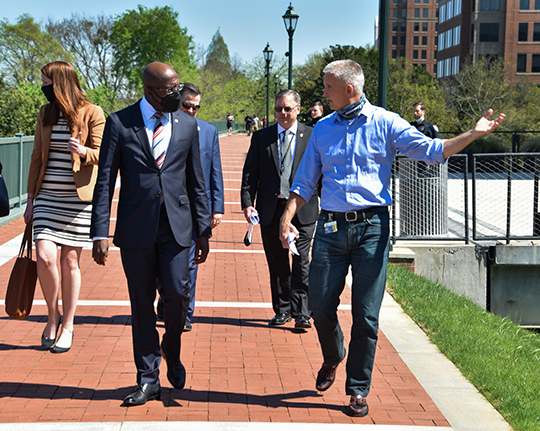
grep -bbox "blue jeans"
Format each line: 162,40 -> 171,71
309,209 -> 390,397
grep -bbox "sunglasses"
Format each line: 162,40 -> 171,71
274,104 -> 299,113
182,102 -> 201,111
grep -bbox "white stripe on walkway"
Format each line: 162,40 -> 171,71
0,421 -> 451,431
0,299 -> 352,310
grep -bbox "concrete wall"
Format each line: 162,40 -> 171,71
409,245 -> 488,309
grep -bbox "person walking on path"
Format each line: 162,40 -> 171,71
91,62 -> 211,407
24,61 -> 105,354
279,59 -> 504,418
242,90 -> 318,330
157,83 -> 224,332
226,112 -> 234,136
245,114 -> 253,136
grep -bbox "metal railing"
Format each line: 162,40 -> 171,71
3,129 -> 540,245
390,153 -> 540,244
0,134 -> 34,226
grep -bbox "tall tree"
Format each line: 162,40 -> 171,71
442,57 -> 539,131
47,14 -> 122,92
204,29 -> 232,79
110,5 -> 195,92
386,58 -> 452,131
0,14 -> 70,85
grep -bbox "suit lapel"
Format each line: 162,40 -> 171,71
166,111 -> 184,168
132,103 -> 155,163
292,123 -> 307,177
270,124 -> 281,175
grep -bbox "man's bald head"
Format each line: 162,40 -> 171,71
142,62 -> 178,87
142,62 -> 181,112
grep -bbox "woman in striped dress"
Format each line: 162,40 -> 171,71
24,61 -> 105,353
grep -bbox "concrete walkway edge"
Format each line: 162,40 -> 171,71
379,291 -> 513,431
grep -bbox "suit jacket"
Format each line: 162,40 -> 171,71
90,101 -> 211,249
241,122 -> 319,226
28,103 -> 105,202
196,119 -> 224,214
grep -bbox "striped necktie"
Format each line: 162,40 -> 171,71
152,112 -> 166,168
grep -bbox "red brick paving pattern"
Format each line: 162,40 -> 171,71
0,133 -> 449,426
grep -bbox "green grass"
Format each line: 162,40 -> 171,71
386,263 -> 540,431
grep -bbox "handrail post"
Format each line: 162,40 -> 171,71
15,133 -> 23,208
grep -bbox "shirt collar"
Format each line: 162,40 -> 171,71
277,120 -> 298,137
140,96 -> 169,123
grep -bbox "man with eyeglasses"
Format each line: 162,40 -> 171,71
241,89 -> 319,330
159,83 -> 224,332
279,59 -> 504,417
91,62 -> 212,407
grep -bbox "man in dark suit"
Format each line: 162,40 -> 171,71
90,62 -> 211,406
241,89 -> 319,330
157,83 -> 224,331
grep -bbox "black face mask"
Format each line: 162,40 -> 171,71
41,84 -> 56,103
155,90 -> 182,113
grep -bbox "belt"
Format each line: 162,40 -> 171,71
321,206 -> 388,222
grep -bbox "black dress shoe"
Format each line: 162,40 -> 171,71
123,383 -> 161,407
161,342 -> 186,389
270,313 -> 292,326
295,316 -> 311,329
183,320 -> 192,332
41,314 -> 62,349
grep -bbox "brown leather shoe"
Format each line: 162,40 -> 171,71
315,362 -> 339,391
348,395 -> 369,417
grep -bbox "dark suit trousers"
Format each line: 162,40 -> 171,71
260,202 -> 315,318
120,206 -> 190,385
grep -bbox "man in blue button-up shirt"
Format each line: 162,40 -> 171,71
279,59 -> 504,418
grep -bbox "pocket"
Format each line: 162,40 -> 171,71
179,195 -> 190,206
366,212 -> 389,228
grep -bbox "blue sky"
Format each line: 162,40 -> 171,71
2,1 -> 379,66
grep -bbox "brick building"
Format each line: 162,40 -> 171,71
389,0 -> 441,77
436,0 -> 540,84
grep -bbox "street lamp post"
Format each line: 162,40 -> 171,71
282,3 -> 299,89
263,42 -> 273,129
274,74 -> 280,100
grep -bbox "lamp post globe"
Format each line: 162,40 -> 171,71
282,3 -> 299,89
263,42 -> 274,129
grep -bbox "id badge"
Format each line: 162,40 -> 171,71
324,221 -> 338,234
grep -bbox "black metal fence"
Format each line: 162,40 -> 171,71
391,153 -> 540,244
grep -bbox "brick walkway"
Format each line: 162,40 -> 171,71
0,133 -> 449,427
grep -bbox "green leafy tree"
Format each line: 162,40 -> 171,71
0,14 -> 70,85
441,57 -> 538,132
110,5 -> 196,93
0,78 -> 45,137
204,29 -> 232,79
47,14 -> 123,92
386,58 -> 453,131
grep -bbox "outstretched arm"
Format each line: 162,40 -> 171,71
443,109 -> 505,159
